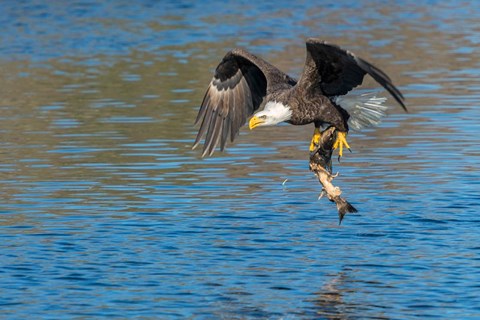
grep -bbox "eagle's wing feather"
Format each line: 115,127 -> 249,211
300,38 -> 406,111
193,49 -> 293,157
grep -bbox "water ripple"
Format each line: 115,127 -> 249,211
2,1 -> 480,319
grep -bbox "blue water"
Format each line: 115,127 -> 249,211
1,1 -> 480,319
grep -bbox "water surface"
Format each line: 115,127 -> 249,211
1,1 -> 480,319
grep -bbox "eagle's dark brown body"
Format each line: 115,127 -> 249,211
275,88 -> 349,131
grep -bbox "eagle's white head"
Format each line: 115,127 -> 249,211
249,101 -> 292,129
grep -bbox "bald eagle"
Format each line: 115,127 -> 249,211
193,38 -> 406,158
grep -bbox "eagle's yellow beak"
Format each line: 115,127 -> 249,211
249,116 -> 265,130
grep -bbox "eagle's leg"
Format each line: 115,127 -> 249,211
333,131 -> 351,158
309,127 -> 322,152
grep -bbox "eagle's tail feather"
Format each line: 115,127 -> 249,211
335,91 -> 389,131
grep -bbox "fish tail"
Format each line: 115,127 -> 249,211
335,197 -> 358,224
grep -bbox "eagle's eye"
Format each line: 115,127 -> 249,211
259,115 -> 267,120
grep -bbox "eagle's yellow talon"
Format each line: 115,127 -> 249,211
333,131 -> 350,158
309,127 -> 322,152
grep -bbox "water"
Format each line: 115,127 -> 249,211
1,1 -> 480,319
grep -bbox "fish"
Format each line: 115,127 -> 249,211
309,126 -> 358,224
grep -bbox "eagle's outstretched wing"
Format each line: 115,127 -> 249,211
193,49 -> 294,157
299,38 -> 406,111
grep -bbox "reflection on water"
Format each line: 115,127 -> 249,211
1,1 -> 480,319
